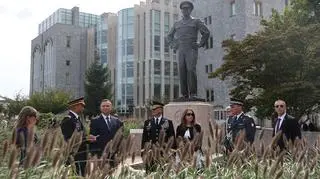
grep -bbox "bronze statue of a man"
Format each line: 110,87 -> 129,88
167,1 -> 210,101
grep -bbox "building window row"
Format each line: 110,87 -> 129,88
230,1 -> 263,17
253,1 -> 263,17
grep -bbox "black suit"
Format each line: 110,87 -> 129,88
60,111 -> 87,176
272,114 -> 301,150
89,114 -> 123,157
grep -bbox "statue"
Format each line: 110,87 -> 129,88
167,1 -> 210,101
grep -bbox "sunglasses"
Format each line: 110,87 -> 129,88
186,113 -> 194,116
275,105 -> 284,108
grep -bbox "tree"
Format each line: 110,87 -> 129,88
84,51 -> 113,117
27,89 -> 71,114
210,0 -> 320,120
3,93 -> 28,118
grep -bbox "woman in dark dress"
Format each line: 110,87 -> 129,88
13,106 -> 39,164
176,109 -> 201,142
176,109 -> 203,168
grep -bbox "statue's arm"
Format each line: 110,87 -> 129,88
166,23 -> 176,47
197,19 -> 210,48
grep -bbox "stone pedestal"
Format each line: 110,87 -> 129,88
163,101 -> 214,148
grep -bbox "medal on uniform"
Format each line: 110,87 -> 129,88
146,122 -> 151,131
161,120 -> 169,130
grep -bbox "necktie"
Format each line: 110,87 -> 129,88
276,118 -> 281,132
105,116 -> 110,129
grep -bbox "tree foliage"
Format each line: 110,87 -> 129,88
3,93 -> 28,118
27,89 -> 71,114
211,0 -> 320,119
84,52 -> 113,117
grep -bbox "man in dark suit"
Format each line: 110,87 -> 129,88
141,101 -> 175,172
60,97 -> 94,176
89,99 -> 123,164
272,99 -> 301,150
227,98 -> 256,149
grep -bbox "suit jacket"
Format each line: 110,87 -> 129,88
89,114 -> 123,156
272,114 -> 301,150
141,117 -> 175,149
228,113 -> 256,144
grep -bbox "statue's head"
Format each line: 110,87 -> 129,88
180,1 -> 193,17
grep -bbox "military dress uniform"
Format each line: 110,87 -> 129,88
60,97 -> 87,176
224,99 -> 256,152
141,116 -> 175,172
167,1 -> 210,98
227,113 -> 256,144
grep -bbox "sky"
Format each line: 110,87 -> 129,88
0,0 -> 141,98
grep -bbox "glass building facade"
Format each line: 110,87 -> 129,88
96,16 -> 108,64
38,7 -> 100,34
116,8 -> 135,115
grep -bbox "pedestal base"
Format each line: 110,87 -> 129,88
163,101 -> 214,148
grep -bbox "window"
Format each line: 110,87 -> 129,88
209,36 -> 213,48
253,1 -> 262,16
206,89 -> 214,101
154,84 -> 161,99
209,64 -> 213,73
285,0 -> 290,6
66,36 -> 71,47
230,1 -> 236,16
165,61 -> 170,76
154,35 -> 160,52
174,85 -> 179,98
154,60 -> 161,75
205,65 -> 208,73
127,62 -> 134,77
204,17 -> 207,25
127,39 -> 134,55
208,16 -> 212,24
173,62 -> 178,76
210,90 -> 214,101
165,84 -> 170,98
66,60 -> 70,66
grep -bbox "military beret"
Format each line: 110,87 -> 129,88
180,1 -> 194,10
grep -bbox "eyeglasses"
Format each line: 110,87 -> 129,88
275,105 -> 284,108
186,113 -> 194,116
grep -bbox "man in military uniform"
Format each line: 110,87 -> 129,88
60,97 -> 95,176
225,98 -> 256,151
167,1 -> 210,100
141,101 -> 175,172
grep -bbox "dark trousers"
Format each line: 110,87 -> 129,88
178,46 -> 198,97
74,145 -> 87,176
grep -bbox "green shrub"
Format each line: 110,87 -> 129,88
123,119 -> 143,137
